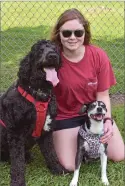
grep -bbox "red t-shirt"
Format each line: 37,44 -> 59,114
54,45 -> 116,120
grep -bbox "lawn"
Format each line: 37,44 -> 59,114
0,104 -> 124,186
1,1 -> 124,93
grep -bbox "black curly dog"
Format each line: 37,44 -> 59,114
0,40 -> 61,186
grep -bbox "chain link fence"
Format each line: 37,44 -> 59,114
1,1 -> 124,103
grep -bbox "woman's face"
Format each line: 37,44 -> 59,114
59,19 -> 85,51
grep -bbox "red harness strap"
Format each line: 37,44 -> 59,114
18,86 -> 49,137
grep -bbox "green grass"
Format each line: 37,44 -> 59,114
0,104 -> 124,186
0,1 -> 124,93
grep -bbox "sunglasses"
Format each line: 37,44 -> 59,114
61,29 -> 84,38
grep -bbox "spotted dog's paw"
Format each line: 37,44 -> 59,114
43,115 -> 52,131
70,179 -> 78,186
102,176 -> 109,185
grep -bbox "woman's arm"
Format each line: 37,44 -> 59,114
96,89 -> 113,143
96,89 -> 111,117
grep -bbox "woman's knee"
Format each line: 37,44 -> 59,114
59,158 -> 75,172
109,154 -> 125,162
61,163 -> 74,172
108,148 -> 125,162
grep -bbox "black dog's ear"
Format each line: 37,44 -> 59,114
31,40 -> 43,53
17,52 -> 33,85
17,40 -> 40,84
78,104 -> 88,115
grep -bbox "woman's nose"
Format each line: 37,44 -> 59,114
69,33 -> 76,39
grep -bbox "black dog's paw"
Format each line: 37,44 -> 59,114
25,152 -> 34,164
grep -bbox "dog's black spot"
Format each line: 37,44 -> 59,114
85,116 -> 91,130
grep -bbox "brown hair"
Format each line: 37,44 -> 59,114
50,8 -> 91,48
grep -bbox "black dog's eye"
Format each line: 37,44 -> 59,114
39,48 -> 44,52
50,45 -> 59,53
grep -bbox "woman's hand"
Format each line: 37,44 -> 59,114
100,120 -> 113,144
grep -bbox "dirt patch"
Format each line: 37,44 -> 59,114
110,93 -> 124,106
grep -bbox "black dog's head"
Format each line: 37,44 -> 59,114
17,40 -> 61,101
80,101 -> 107,122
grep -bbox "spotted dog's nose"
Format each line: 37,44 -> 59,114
97,107 -> 102,112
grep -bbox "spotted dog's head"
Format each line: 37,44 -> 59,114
80,101 -> 107,122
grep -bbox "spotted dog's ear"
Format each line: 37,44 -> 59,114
78,104 -> 88,115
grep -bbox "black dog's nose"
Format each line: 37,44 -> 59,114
47,53 -> 57,61
97,107 -> 102,112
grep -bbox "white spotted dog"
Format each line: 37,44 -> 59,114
70,101 -> 112,186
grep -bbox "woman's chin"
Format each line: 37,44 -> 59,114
67,45 -> 79,51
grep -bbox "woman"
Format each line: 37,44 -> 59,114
39,8 -> 124,174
